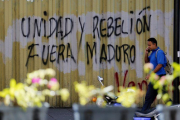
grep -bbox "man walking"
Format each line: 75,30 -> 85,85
142,38 -> 167,111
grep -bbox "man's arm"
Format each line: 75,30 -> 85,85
145,53 -> 149,63
145,64 -> 163,80
145,48 -> 150,63
153,64 -> 163,73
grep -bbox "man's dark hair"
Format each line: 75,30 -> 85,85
147,38 -> 157,46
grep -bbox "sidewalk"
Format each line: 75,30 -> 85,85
47,108 -> 74,120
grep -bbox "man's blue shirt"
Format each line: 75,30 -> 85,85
148,47 -> 167,75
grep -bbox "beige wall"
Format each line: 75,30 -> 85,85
0,0 -> 174,107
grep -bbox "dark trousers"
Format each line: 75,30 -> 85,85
141,74 -> 166,112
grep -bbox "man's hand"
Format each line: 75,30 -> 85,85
145,74 -> 150,80
145,47 -> 150,54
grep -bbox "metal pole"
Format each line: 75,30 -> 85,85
173,0 -> 179,104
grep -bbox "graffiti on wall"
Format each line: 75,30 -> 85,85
0,0 -> 175,107
23,7 -> 151,66
115,71 -> 148,91
86,42 -> 135,64
21,7 -> 151,39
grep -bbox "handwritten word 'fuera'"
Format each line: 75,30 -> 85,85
26,43 -> 76,66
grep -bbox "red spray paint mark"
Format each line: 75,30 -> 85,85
123,70 -> 128,87
128,81 -> 136,87
115,70 -> 148,91
115,72 -> 120,92
138,80 -> 148,91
